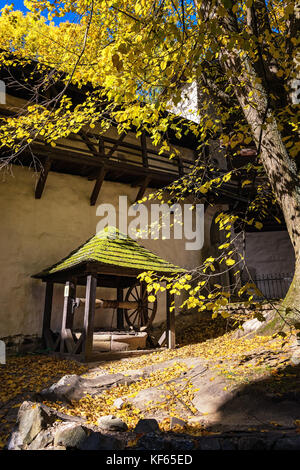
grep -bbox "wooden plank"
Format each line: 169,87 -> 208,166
35,157 -> 51,199
117,288 -> 124,329
166,290 -> 176,349
140,132 -> 149,168
90,165 -> 106,206
78,297 -> 139,309
135,176 -> 150,203
42,282 -> 54,349
82,274 -> 97,360
60,281 -> 76,353
158,331 -> 166,346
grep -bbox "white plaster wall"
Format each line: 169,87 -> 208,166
0,166 -> 201,338
168,82 -> 200,123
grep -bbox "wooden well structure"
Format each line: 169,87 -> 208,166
33,227 -> 185,361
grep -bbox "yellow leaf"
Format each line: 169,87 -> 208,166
225,259 -> 235,266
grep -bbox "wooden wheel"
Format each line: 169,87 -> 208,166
124,284 -> 157,329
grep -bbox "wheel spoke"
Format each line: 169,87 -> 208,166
128,309 -> 138,319
132,311 -> 140,325
131,290 -> 138,301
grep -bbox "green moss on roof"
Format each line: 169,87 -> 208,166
37,226 -> 185,277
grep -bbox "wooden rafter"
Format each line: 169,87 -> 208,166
79,130 -> 99,156
106,132 -> 126,159
90,165 -> 106,206
35,156 -> 51,199
135,176 -> 151,203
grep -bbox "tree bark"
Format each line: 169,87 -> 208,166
227,60 -> 300,319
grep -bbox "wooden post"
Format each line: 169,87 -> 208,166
166,290 -> 175,349
82,275 -> 97,360
140,132 -> 149,168
42,281 -> 54,349
60,280 -> 76,353
117,287 -> 124,330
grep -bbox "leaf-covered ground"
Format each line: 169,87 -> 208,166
1,318 -> 299,449
0,356 -> 88,448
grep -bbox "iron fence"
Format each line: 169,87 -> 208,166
247,272 -> 293,300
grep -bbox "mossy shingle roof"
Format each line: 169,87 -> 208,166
35,226 -> 185,277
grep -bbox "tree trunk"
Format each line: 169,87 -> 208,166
222,53 -> 300,323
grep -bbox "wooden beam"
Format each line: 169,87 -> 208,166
90,165 -> 106,206
35,157 -> 51,199
177,155 -> 184,177
98,135 -> 105,157
42,281 -> 54,349
34,143 -> 177,182
79,131 -> 98,156
135,176 -> 150,203
107,132 -> 126,159
82,274 -> 97,361
140,132 -> 148,168
117,287 -> 124,329
78,297 -> 139,309
166,290 -> 175,349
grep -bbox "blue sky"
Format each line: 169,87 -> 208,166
5,1 -> 77,24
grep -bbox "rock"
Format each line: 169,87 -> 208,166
97,415 -> 128,432
220,439 -> 236,450
137,433 -> 167,450
290,344 -> 300,365
6,431 -> 24,450
39,375 -> 81,403
27,430 -> 54,450
39,373 -> 130,403
53,423 -> 87,448
168,439 -> 194,451
273,437 -> 300,450
113,398 -> 125,410
41,445 -> 66,450
53,410 -> 86,424
79,432 -> 124,450
7,401 -> 55,449
170,417 -> 186,429
238,436 -> 273,450
198,437 -> 221,450
134,418 -> 160,433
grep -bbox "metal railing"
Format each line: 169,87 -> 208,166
245,272 -> 293,300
